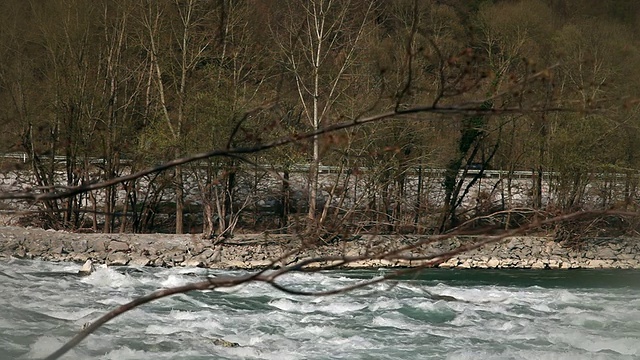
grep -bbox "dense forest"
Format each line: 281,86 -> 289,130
1,0 -> 639,236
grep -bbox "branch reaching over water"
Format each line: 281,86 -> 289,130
43,209 -> 635,360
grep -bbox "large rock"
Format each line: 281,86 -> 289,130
486,258 -> 501,268
547,259 -> 561,269
211,247 -> 222,263
90,240 -> 107,253
78,260 -> 95,275
188,241 -> 206,256
151,257 -> 166,267
212,338 -> 240,348
130,255 -> 150,267
531,260 -> 546,269
586,259 -> 609,268
108,240 -> 130,252
596,247 -> 617,260
184,256 -> 206,268
617,253 -> 637,261
107,252 -> 130,266
26,238 -> 51,256
71,239 -> 88,253
439,258 -> 459,268
199,248 -> 215,260
70,253 -> 90,263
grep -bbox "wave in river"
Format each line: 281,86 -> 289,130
1,259 -> 640,360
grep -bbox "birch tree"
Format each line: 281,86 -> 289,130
274,0 -> 373,223
140,0 -> 213,233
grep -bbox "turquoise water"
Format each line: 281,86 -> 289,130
1,258 -> 640,359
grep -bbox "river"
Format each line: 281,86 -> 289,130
1,258 -> 640,359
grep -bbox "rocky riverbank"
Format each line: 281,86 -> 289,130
0,226 -> 639,269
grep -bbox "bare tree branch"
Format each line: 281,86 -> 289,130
41,208 -> 635,360
0,101 -> 575,203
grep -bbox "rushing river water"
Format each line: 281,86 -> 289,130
1,258 -> 640,360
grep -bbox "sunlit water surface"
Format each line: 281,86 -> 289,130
1,258 -> 640,359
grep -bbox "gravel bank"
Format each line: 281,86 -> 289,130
1,226 -> 639,269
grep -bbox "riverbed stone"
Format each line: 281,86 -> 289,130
597,247 -> 617,259
188,241 -> 206,256
130,255 -> 151,267
224,260 -> 247,269
439,258 -> 459,268
211,247 -> 222,263
548,259 -> 560,269
151,257 -> 166,267
617,253 -> 636,261
586,259 -> 608,268
171,253 -> 185,264
531,245 -> 541,255
199,248 -> 215,260
62,239 -> 76,253
107,252 -> 129,266
108,240 -> 130,252
212,338 -> 240,348
531,260 -> 545,269
486,258 -> 501,268
78,260 -> 95,275
70,253 -> 90,263
2,226 -> 640,270
71,239 -> 88,253
14,246 -> 26,258
184,256 -> 205,268
90,240 -> 107,253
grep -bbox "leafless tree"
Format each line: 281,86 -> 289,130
1,2 -> 637,359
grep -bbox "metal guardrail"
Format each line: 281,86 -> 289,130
0,153 -> 131,166
1,152 -> 636,180
1,153 -> 29,162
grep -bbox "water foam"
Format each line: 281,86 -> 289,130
551,332 -> 640,356
100,346 -> 150,360
159,274 -> 193,288
24,336 -> 80,359
43,307 -> 102,321
81,267 -> 139,288
269,298 -> 367,314
371,313 -> 418,330
4,260 -> 640,360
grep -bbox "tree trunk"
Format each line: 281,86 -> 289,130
281,168 -> 290,232
175,162 -> 184,234
414,164 -> 423,228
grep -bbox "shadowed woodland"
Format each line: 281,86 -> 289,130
1,0 -> 640,240
2,1 -> 640,359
